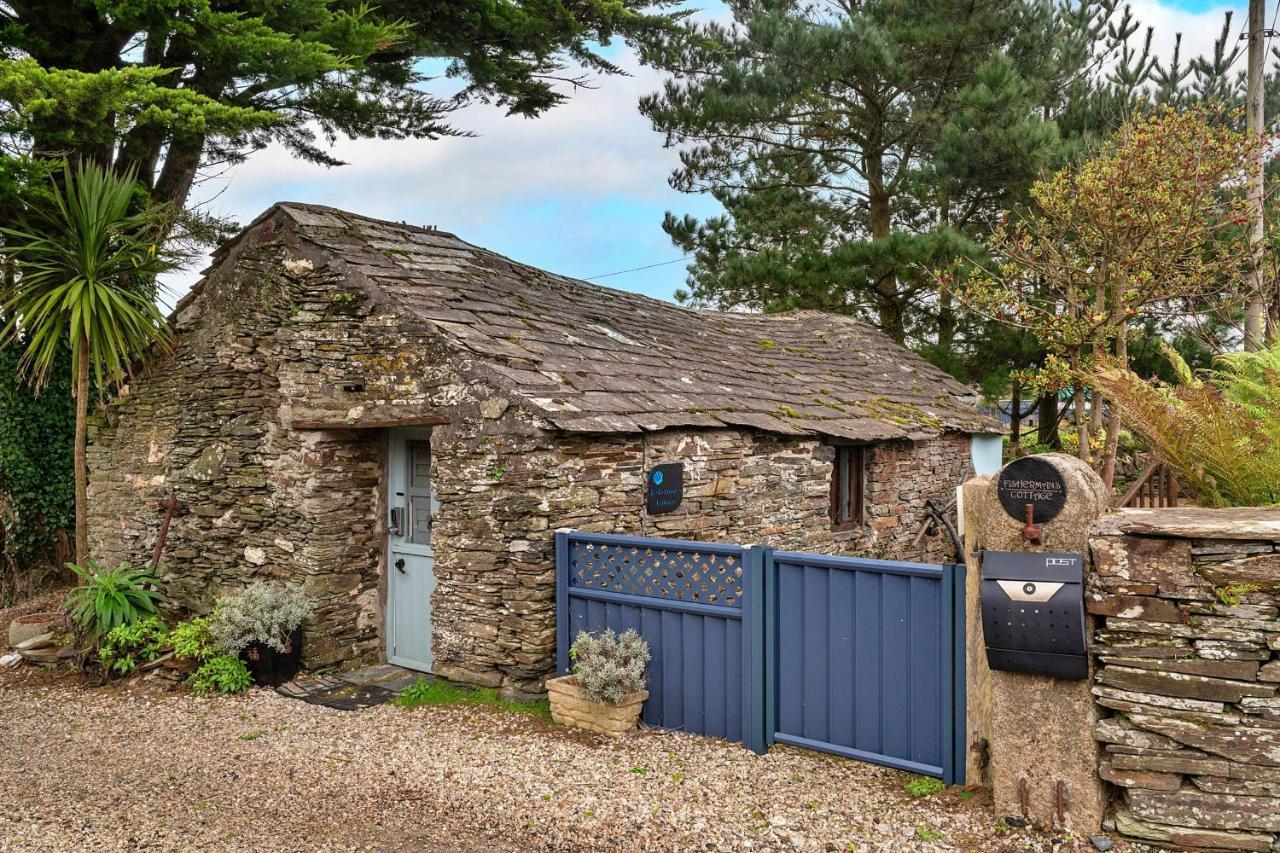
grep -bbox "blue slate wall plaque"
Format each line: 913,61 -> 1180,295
646,463 -> 684,515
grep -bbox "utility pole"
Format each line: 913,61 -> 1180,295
1245,0 -> 1267,350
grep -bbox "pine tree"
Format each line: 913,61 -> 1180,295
640,0 -> 1137,348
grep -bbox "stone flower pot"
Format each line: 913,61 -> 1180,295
546,674 -> 648,736
242,628 -> 303,686
8,612 -> 62,649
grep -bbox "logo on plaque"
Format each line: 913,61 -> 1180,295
997,456 -> 1068,523
646,463 -> 684,515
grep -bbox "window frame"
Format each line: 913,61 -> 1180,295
829,443 -> 867,530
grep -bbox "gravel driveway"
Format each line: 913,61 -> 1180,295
0,662 -> 1115,853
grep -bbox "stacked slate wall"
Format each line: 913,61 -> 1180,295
1088,511 -> 1280,851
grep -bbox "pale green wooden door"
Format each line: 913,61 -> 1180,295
386,428 -> 436,672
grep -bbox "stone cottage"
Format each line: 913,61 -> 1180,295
87,203 -> 999,695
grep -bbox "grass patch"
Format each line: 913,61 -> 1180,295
904,776 -> 946,798
393,677 -> 551,721
915,827 -> 942,842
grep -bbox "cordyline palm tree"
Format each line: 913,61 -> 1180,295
0,162 -> 174,565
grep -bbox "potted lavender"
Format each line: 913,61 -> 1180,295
546,628 -> 650,735
209,584 -> 314,685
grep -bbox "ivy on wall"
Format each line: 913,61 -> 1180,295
0,338 -> 75,590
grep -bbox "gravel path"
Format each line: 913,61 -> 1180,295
0,663 -> 1118,853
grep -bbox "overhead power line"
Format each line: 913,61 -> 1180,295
583,256 -> 692,281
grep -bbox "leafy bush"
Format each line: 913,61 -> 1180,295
170,616 -> 217,663
189,654 -> 253,695
0,337 -> 75,602
569,628 -> 650,704
98,616 -> 169,676
208,583 -> 313,654
1095,345 -> 1280,506
63,560 -> 165,646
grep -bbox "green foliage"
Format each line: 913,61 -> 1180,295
642,0 -> 1254,402
98,616 -> 169,676
0,338 -> 74,583
63,560 -> 165,647
170,616 -> 218,664
569,628 -> 650,704
0,0 -> 679,222
393,677 -> 551,720
964,106 -> 1258,480
639,0 -> 1201,356
208,583 -> 314,654
915,827 -> 943,842
0,161 -> 176,392
189,654 -> 253,696
1216,583 -> 1262,607
643,0 -> 1060,343
1095,346 -> 1280,507
0,59 -> 273,160
904,776 -> 946,798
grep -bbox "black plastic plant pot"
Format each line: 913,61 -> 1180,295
242,628 -> 303,686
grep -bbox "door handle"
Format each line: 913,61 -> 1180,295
395,558 -> 406,573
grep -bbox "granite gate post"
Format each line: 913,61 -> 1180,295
963,452 -> 1110,832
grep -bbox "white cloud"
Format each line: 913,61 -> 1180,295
1125,0 -> 1244,73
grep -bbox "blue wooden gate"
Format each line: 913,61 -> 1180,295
765,552 -> 966,782
554,531 -> 965,784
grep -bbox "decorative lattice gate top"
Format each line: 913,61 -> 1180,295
568,537 -> 744,608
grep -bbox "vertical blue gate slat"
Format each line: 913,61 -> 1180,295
554,531 -> 963,782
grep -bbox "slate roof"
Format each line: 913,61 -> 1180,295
228,203 -> 999,440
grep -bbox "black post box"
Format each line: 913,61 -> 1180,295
980,550 -> 1087,680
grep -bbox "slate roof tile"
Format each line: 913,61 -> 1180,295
218,204 -> 1001,439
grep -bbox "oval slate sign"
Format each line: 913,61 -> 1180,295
997,456 -> 1068,523
647,463 -> 684,515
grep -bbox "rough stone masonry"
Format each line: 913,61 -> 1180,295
87,203 -> 996,696
1089,508 -> 1280,851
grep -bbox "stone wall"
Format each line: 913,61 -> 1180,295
87,212 -> 509,669
88,207 -> 976,696
428,425 -> 972,695
1088,509 -> 1280,851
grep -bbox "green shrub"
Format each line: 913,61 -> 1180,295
97,616 -> 169,676
63,560 -> 165,646
904,776 -> 945,798
170,616 -> 217,663
189,654 -> 253,695
209,583 -> 313,654
569,628 -> 650,704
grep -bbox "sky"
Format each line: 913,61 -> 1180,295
165,0 -> 1251,310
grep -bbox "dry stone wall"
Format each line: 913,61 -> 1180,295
1088,509 -> 1280,851
428,426 -> 972,696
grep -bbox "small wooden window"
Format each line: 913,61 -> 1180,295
830,445 -> 865,529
